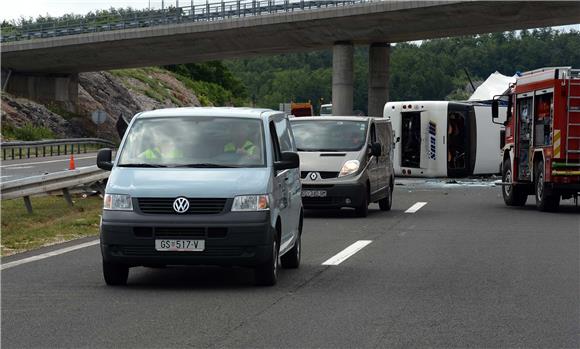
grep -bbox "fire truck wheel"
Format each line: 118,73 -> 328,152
534,161 -> 560,212
502,159 -> 527,206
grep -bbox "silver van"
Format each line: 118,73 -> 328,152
96,107 -> 302,286
290,116 -> 394,217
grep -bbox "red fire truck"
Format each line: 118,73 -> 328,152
492,67 -> 580,211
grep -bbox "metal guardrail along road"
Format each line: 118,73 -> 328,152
0,166 -> 109,213
1,138 -> 116,160
0,0 -> 361,43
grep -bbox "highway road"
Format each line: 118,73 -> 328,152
1,180 -> 579,348
0,153 -> 98,182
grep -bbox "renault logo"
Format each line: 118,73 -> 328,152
173,197 -> 190,213
309,172 -> 318,180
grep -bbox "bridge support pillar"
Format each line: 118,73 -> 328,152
368,42 -> 390,117
332,41 -> 354,116
4,72 -> 78,113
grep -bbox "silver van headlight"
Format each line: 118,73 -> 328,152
232,195 -> 270,211
339,160 -> 360,177
103,194 -> 133,211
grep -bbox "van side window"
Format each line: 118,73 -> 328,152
269,121 -> 282,162
275,117 -> 293,152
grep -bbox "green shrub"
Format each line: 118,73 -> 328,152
2,123 -> 55,141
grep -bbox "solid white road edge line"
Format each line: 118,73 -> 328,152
322,240 -> 372,266
405,202 -> 428,213
1,239 -> 100,271
0,155 -> 97,168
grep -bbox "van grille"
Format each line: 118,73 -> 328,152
155,227 -> 205,238
137,198 -> 227,214
300,171 -> 339,179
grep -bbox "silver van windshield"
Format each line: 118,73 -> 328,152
291,120 -> 368,152
118,117 -> 265,168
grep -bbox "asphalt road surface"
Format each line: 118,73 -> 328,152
0,153 -> 99,182
2,180 -> 579,348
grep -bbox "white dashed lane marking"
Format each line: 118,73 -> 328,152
405,202 -> 427,213
322,240 -> 372,266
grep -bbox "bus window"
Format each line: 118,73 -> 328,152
401,112 -> 421,168
447,111 -> 467,171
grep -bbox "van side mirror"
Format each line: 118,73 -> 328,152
370,142 -> 382,157
491,99 -> 499,119
97,148 -> 113,171
274,151 -> 300,171
396,136 -> 401,143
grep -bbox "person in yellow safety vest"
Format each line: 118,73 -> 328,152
224,140 -> 256,156
224,128 -> 257,157
139,143 -> 183,161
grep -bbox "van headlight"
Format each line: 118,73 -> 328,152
339,160 -> 360,177
103,194 -> 133,211
232,195 -> 270,211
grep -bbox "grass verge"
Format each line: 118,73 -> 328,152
1,195 -> 102,256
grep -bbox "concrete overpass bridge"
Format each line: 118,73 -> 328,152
1,0 -> 580,116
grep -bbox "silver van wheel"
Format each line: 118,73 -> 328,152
255,238 -> 279,286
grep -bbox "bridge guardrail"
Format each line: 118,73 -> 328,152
1,138 -> 116,160
0,165 -> 109,213
1,0 -> 362,43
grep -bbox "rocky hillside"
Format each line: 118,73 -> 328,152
1,67 -> 204,142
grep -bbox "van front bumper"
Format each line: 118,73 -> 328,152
301,182 -> 366,209
100,210 -> 274,267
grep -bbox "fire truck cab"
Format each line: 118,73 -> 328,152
493,67 -> 580,211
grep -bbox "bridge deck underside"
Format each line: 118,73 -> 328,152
2,1 -> 580,73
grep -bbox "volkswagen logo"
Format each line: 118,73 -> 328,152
309,172 -> 318,180
173,197 -> 190,214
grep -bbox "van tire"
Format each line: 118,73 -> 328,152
281,234 -> 301,269
355,191 -> 369,217
255,239 -> 279,286
378,182 -> 393,211
535,160 -> 560,212
103,261 -> 129,286
502,159 -> 527,207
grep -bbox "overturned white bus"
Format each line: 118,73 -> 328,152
384,101 -> 506,178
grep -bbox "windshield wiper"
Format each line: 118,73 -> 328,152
172,163 -> 239,168
117,163 -> 167,168
297,148 -> 323,152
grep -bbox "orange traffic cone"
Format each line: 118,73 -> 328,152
69,154 -> 76,170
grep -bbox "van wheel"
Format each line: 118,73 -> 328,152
103,261 -> 129,286
379,182 -> 393,211
255,239 -> 279,286
281,234 -> 301,269
355,192 -> 369,217
502,159 -> 527,206
535,160 -> 560,212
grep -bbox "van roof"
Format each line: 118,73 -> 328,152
290,116 -> 372,122
136,107 -> 280,119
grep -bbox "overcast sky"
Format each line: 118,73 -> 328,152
1,0 -> 579,34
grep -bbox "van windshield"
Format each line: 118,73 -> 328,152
117,117 -> 265,168
290,120 -> 368,151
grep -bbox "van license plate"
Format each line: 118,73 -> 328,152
155,239 -> 205,252
302,190 -> 327,198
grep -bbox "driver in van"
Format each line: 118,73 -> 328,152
224,126 -> 257,157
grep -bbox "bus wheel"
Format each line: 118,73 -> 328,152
502,159 -> 527,206
534,160 -> 560,212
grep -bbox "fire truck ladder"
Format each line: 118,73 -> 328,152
565,68 -> 580,165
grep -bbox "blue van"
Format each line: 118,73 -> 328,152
97,108 -> 302,286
